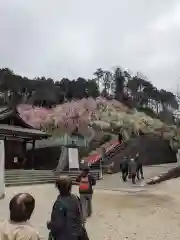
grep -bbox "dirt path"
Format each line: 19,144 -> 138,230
0,164 -> 180,240
97,163 -> 178,190
87,185 -> 180,240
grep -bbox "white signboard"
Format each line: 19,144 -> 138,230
68,148 -> 79,169
0,140 -> 5,199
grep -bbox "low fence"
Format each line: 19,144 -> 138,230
84,139 -> 122,166
88,141 -> 126,177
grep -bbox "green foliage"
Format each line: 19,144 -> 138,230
79,133 -> 112,159
99,134 -> 112,144
114,68 -> 125,101
0,68 -> 100,107
87,79 -> 99,98
137,107 -> 159,119
159,109 -> 175,125
93,68 -> 104,89
126,73 -> 178,124
0,67 -> 178,127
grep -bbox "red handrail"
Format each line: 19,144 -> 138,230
84,139 -> 121,165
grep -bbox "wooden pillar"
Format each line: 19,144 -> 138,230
9,117 -> 14,125
32,140 -> 35,169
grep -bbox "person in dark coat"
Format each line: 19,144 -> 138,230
118,132 -> 123,142
135,153 -> 144,180
47,176 -> 86,240
120,157 -> 129,182
128,158 -> 137,184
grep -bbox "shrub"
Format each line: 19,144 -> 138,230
138,107 -> 158,119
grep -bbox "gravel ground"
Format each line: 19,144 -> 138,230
1,164 -> 180,240
87,185 -> 180,240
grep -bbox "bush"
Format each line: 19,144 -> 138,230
138,107 -> 158,119
79,134 -> 112,159
159,110 -> 175,124
100,134 -> 112,145
79,148 -> 90,159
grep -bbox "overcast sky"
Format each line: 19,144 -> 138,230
0,0 -> 180,91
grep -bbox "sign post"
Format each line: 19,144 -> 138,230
68,148 -> 79,170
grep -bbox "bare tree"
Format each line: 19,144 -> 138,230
176,84 -> 180,102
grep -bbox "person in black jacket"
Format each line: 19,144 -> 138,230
135,153 -> 144,180
76,168 -> 96,221
120,157 -> 129,182
128,158 -> 137,184
47,175 -> 87,240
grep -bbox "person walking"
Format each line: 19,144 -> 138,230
135,152 -> 144,180
128,158 -> 137,184
47,175 -> 89,240
120,157 -> 129,182
76,168 -> 96,221
0,193 -> 41,240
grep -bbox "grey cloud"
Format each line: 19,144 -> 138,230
0,0 -> 179,90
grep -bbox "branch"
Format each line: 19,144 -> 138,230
176,84 -> 180,100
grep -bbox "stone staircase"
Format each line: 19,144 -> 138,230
90,138 -> 136,174
5,169 -> 101,187
89,140 -> 127,170
83,137 -> 119,166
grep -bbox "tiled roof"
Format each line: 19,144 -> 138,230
0,124 -> 50,140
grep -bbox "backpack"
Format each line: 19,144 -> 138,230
48,196 -> 89,240
79,176 -> 90,191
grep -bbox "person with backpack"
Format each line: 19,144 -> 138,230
76,168 -> 96,221
47,175 -> 89,240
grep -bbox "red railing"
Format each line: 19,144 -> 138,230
84,139 -> 121,165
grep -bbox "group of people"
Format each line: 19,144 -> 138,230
0,168 -> 96,240
120,153 -> 144,184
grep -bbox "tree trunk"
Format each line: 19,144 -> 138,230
147,166 -> 180,185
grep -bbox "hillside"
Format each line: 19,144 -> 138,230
17,97 -> 175,141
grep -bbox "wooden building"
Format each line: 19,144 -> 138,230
0,107 -> 51,169
0,107 -> 33,127
0,107 -> 88,170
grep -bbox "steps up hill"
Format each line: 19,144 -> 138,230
5,169 -> 100,187
82,136 -> 119,166
101,134 -> 177,174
